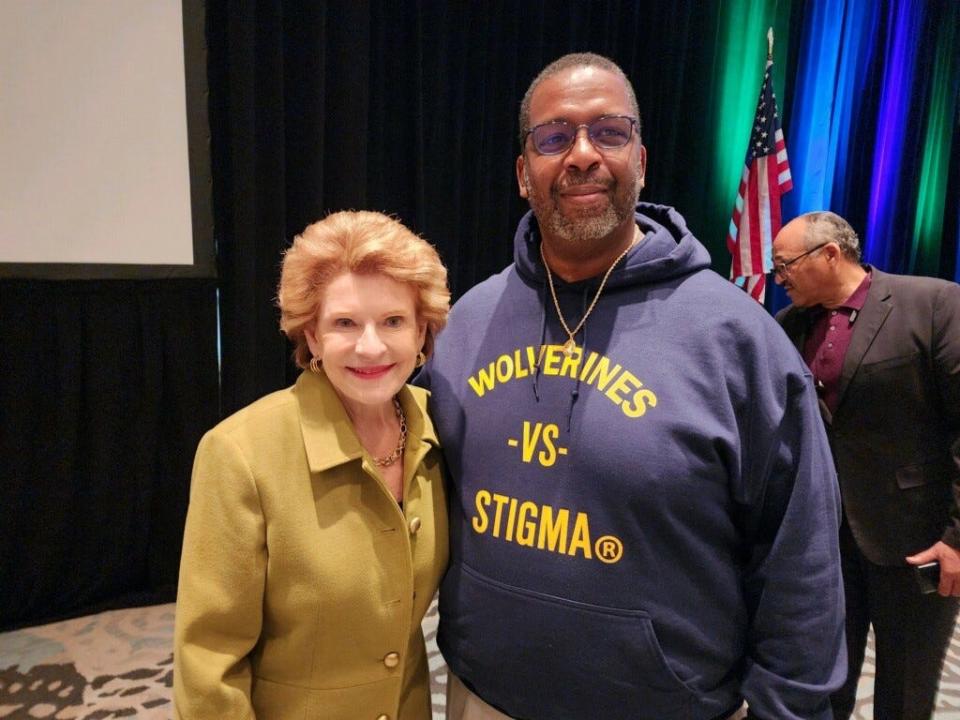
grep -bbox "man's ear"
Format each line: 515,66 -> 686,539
637,144 -> 647,190
823,242 -> 842,263
516,155 -> 529,199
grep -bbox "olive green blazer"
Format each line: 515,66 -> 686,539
174,370 -> 448,719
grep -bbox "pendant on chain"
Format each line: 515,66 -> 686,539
541,226 -> 640,365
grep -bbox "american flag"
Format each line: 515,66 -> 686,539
727,57 -> 792,303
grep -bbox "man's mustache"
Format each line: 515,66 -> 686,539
554,172 -> 614,192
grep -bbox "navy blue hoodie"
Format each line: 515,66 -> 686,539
420,204 -> 845,720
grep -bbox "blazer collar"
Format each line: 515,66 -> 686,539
294,369 -> 439,474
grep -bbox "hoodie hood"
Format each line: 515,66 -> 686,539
514,202 -> 712,290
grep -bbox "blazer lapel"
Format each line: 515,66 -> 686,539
294,370 -> 364,473
835,269 -> 893,411
398,384 -> 440,482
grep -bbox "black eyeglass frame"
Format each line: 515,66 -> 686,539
773,242 -> 829,277
523,115 -> 638,156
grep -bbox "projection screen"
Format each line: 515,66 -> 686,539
0,0 -> 213,279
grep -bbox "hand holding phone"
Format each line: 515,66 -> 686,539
914,561 -> 940,595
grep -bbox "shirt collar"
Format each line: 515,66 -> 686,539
293,369 -> 439,474
839,268 -> 872,312
809,267 -> 872,319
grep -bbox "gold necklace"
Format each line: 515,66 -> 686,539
540,225 -> 640,357
372,396 -> 407,467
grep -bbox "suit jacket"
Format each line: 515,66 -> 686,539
777,267 -> 960,565
174,370 -> 448,719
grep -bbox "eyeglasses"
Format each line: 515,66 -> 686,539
524,115 -> 637,156
773,242 -> 829,277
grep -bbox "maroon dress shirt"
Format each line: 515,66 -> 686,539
802,271 -> 872,415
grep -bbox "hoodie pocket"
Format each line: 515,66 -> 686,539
441,563 -> 700,720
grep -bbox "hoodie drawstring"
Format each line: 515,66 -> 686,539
566,286 -> 588,431
534,271 -> 589,428
532,281 -> 547,402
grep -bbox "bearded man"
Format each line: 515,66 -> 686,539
418,53 -> 846,720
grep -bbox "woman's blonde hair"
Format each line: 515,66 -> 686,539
278,210 -> 450,370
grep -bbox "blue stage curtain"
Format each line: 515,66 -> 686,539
772,0 -> 959,313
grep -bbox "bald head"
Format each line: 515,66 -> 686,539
790,211 -> 861,263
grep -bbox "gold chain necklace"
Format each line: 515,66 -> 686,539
540,225 -> 640,357
372,396 -> 407,467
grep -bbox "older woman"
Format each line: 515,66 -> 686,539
174,210 -> 450,720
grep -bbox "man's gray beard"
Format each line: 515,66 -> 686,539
524,167 -> 641,248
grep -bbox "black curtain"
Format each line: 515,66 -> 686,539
209,0 -> 737,416
0,281 -> 217,630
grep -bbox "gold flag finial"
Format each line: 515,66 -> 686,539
767,27 -> 774,60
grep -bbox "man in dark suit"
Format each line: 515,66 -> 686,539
774,210 -> 960,720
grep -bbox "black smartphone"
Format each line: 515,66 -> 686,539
914,561 -> 940,594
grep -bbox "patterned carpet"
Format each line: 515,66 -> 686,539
1,602 -> 958,719
0,605 -> 174,719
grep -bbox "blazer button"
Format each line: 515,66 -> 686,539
408,516 -> 422,534
383,651 -> 400,668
